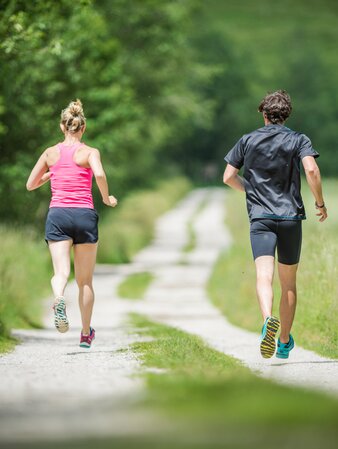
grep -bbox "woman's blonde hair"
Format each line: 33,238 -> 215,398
60,99 -> 86,133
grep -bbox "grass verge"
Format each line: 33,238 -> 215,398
97,177 -> 191,264
0,227 -> 51,353
182,194 -> 209,254
117,272 -> 154,299
128,314 -> 338,449
208,178 -> 338,358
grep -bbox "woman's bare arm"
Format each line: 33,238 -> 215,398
26,151 -> 50,191
88,148 -> 117,207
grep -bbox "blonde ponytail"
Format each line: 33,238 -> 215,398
61,99 -> 86,133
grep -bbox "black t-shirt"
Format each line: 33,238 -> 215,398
224,124 -> 319,222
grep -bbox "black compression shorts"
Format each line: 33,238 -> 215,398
250,219 -> 302,265
45,207 -> 99,244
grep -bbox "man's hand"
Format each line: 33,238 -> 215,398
315,203 -> 328,222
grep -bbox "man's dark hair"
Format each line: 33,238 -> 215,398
258,90 -> 292,124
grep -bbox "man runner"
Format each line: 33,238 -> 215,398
223,90 -> 327,359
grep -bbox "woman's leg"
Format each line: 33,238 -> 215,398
48,240 -> 73,299
48,240 -> 72,333
73,243 -> 98,335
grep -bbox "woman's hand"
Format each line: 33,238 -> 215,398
104,195 -> 118,207
41,171 -> 51,183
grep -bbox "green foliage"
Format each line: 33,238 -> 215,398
198,0 -> 338,176
0,226 -> 51,348
97,176 -> 191,263
0,0 -> 203,225
2,0 -> 337,227
208,179 -> 338,358
117,272 -> 154,300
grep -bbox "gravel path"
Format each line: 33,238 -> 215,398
0,187 -> 337,443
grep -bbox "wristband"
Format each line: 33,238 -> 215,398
315,202 -> 325,209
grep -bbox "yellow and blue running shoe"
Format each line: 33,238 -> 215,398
53,296 -> 69,333
276,335 -> 294,359
260,316 -> 280,358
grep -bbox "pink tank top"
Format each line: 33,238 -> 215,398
49,143 -> 94,209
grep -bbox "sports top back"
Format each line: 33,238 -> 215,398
49,143 -> 94,209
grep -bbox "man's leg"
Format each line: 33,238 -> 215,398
255,255 -> 275,320
250,220 -> 280,358
250,220 -> 278,319
255,255 -> 281,358
278,262 -> 298,343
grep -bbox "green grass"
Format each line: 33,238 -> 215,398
128,314 -> 338,448
182,219 -> 196,254
208,178 -> 338,358
182,195 -> 209,254
0,226 -> 51,352
117,272 -> 154,299
0,334 -> 18,353
97,177 -> 191,264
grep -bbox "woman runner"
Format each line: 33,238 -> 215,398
26,99 -> 117,348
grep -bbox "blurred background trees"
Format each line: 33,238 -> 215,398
1,0 -> 338,225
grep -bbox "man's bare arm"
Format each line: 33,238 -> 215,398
223,164 -> 245,192
302,156 -> 327,222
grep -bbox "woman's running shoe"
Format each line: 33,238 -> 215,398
260,316 -> 280,358
79,327 -> 95,348
53,296 -> 69,333
276,335 -> 294,359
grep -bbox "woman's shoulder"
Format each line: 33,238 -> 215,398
81,144 -> 100,154
45,144 -> 59,150
45,144 -> 60,156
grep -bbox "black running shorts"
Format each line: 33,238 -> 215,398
250,219 -> 302,265
45,207 -> 99,244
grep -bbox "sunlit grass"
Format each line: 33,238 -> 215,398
208,178 -> 338,358
182,195 -> 209,254
128,314 -> 338,448
117,272 -> 154,300
0,227 -> 50,352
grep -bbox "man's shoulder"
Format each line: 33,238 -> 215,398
245,126 -> 308,139
240,126 -> 273,143
238,126 -> 311,150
